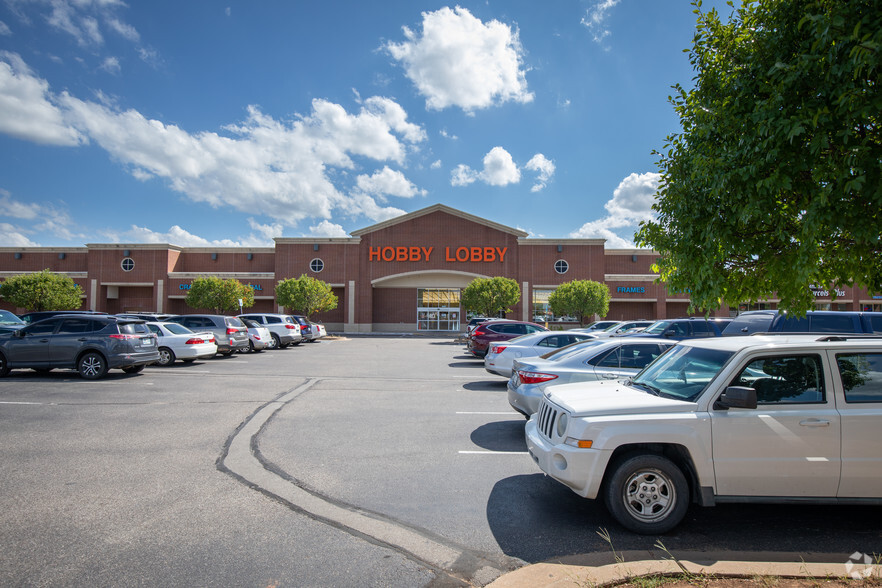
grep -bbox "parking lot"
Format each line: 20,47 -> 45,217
0,336 -> 879,586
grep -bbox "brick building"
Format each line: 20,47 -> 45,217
2,204 -> 879,332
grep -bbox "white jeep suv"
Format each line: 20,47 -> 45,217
526,334 -> 882,534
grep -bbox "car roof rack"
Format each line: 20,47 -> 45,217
815,334 -> 882,341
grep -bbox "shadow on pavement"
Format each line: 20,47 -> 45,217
461,380 -> 508,392
470,420 -> 527,452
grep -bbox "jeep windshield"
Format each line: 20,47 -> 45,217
629,345 -> 734,401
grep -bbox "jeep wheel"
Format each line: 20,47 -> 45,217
78,352 -> 108,380
604,454 -> 689,534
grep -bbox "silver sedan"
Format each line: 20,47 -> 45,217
484,331 -> 595,378
145,321 -> 218,366
507,338 -> 675,417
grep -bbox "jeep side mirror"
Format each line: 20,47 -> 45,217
714,386 -> 758,410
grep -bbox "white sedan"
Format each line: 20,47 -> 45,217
145,321 -> 218,366
484,331 -> 595,378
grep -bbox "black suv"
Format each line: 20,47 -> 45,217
0,315 -> 159,379
623,317 -> 731,340
722,310 -> 882,335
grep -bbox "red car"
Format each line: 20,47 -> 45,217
467,320 -> 548,358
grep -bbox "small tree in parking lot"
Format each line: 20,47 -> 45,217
0,269 -> 84,311
461,277 -> 520,318
548,280 -> 610,327
276,275 -> 337,318
185,276 -> 254,314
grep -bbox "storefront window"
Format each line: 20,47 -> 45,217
533,289 -> 553,322
417,288 -> 460,331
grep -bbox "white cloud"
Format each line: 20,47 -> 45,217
570,172 -> 660,247
430,159 -> 441,169
480,146 -> 520,186
99,56 -> 120,74
386,6 -> 533,113
0,222 -> 38,246
308,220 -> 348,238
117,224 -> 250,247
0,52 -> 85,146
0,21 -> 11,36
452,147 -> 549,189
337,193 -> 405,223
525,153 -> 555,192
0,54 -> 427,231
355,166 -> 426,199
0,191 -> 82,244
582,0 -> 621,45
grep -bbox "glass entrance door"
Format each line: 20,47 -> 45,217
417,288 -> 460,331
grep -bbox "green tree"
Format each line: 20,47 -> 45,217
276,275 -> 338,318
0,269 -> 84,311
636,0 -> 882,314
548,280 -> 610,327
185,276 -> 254,314
460,277 -> 520,318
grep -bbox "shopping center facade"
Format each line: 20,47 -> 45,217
2,204 -> 879,332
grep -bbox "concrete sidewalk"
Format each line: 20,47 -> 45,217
489,555 -> 855,587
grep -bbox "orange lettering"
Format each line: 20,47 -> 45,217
369,246 -> 381,261
409,247 -> 421,261
422,247 -> 433,261
483,247 -> 496,262
382,247 -> 395,261
396,247 -> 408,261
456,247 -> 469,262
496,247 -> 507,262
445,247 -> 455,262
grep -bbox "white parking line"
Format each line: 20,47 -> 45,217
0,401 -> 44,405
455,411 -> 517,415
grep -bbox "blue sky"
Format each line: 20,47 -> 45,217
0,0 -> 734,249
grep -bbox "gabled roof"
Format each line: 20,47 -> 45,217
350,203 -> 529,238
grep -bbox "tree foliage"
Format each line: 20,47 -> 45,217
460,277 -> 520,318
636,0 -> 882,314
276,275 -> 338,318
0,269 -> 84,311
548,280 -> 611,327
185,276 -> 254,314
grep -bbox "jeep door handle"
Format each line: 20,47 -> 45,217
799,419 -> 830,427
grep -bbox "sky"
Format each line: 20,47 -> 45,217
0,0 -> 736,249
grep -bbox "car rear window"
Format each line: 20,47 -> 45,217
119,322 -> 148,334
225,317 -> 245,327
837,353 -> 882,403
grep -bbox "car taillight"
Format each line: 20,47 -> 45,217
109,334 -> 139,340
285,324 -> 297,330
473,328 -> 487,337
185,338 -> 205,345
517,370 -> 558,384
226,327 -> 238,334
491,346 -> 507,354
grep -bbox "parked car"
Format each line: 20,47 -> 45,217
484,331 -> 596,378
18,310 -> 107,324
0,310 -> 26,335
145,321 -> 217,366
571,320 -> 654,338
116,313 -> 173,321
292,315 -> 326,342
0,314 -> 159,379
577,320 -> 621,333
238,313 -> 303,348
526,334 -> 882,534
722,310 -> 882,336
622,317 -> 731,340
508,338 -> 675,416
240,318 -> 271,352
164,314 -> 249,356
467,320 -> 548,358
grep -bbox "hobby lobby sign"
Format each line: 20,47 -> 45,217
368,246 -> 508,263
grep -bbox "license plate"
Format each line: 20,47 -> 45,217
141,338 -> 154,346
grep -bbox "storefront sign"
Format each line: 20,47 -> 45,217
179,283 -> 263,290
368,246 -> 508,263
811,287 -> 845,298
616,286 -> 646,294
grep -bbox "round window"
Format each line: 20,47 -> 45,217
310,258 -> 324,273
121,257 -> 135,272
554,260 -> 569,274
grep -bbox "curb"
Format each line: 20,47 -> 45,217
487,559 -> 849,588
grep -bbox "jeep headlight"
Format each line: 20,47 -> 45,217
556,412 -> 568,437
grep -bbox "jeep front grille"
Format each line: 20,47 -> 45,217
537,400 -> 559,440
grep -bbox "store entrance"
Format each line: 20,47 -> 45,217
417,288 -> 460,331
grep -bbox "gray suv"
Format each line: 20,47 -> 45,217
238,313 -> 303,348
0,314 -> 159,379
165,315 -> 249,355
